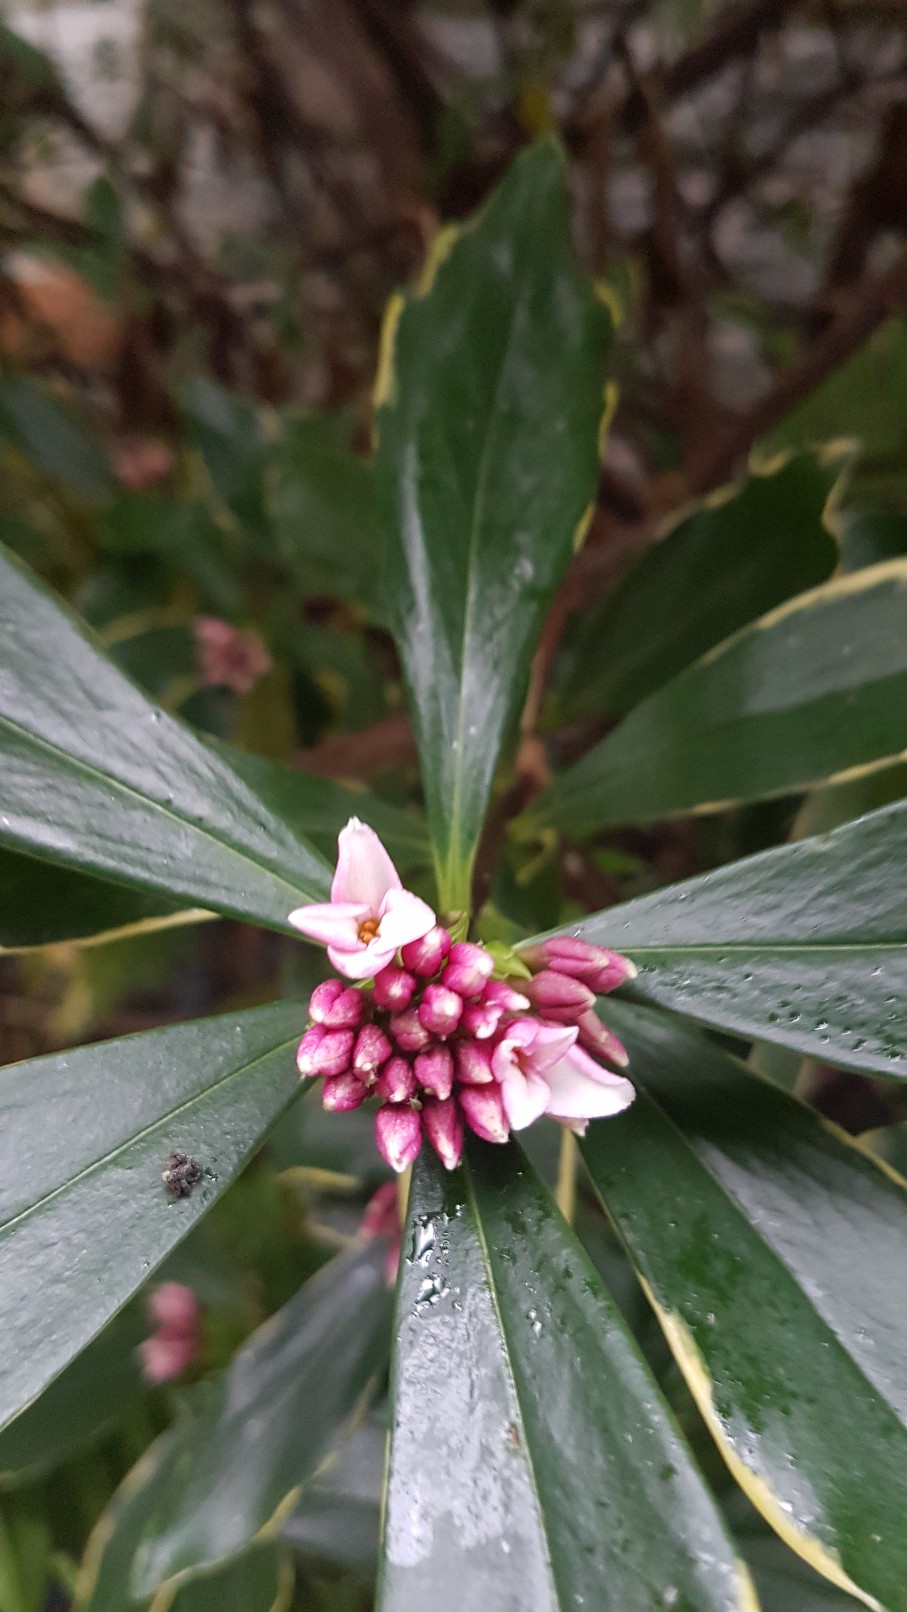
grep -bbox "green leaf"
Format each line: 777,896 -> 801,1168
554,450 -> 841,721
0,847 -> 193,951
212,740 -> 431,877
581,1001 -> 907,1612
536,559 -> 907,834
270,414 -> 382,615
0,1308 -> 145,1484
537,801 -> 907,1077
0,1002 -> 305,1434
168,1544 -> 292,1612
378,1145 -> 755,1612
376,139 -> 615,912
78,1244 -> 391,1605
280,1411 -> 384,1581
0,377 -> 113,500
100,494 -> 243,615
0,543 -> 332,927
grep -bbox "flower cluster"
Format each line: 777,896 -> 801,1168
138,1282 -> 201,1385
289,820 -> 635,1174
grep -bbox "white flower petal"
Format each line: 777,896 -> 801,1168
542,1051 -> 635,1121
376,886 -> 436,950
287,901 -> 368,947
332,818 -> 402,909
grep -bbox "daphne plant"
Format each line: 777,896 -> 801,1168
0,138 -> 906,1612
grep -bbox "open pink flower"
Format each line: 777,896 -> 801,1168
288,818 -> 435,980
492,1017 -> 634,1135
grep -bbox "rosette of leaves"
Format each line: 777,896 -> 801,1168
0,141 -> 905,1612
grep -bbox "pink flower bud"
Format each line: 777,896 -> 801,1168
523,936 -> 637,992
460,999 -> 501,1039
372,964 -> 417,1011
458,1084 -> 510,1144
147,1282 -> 198,1334
483,979 -> 531,1013
359,1181 -> 402,1283
375,1103 -> 423,1173
441,942 -> 495,998
423,1097 -> 464,1170
139,1330 -> 197,1385
297,1024 -> 327,1077
524,970 -> 595,1021
389,1009 -> 431,1054
419,984 -> 463,1038
307,1027 -> 355,1077
401,926 -> 452,977
414,1045 -> 454,1100
375,1056 -> 417,1103
455,1039 -> 495,1085
308,978 -> 365,1029
576,1010 -> 630,1068
322,1072 -> 367,1111
353,1024 -> 392,1079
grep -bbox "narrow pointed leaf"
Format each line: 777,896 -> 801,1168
554,450 -> 841,721
0,1002 -> 305,1432
535,560 -> 907,834
0,543 -> 332,928
379,1145 -> 756,1612
280,1411 -> 384,1580
376,139 -> 615,911
0,847 -> 190,951
582,1001 -> 907,1612
213,740 -> 431,875
127,1242 -> 392,1596
535,801 -> 907,1077
77,1433 -> 294,1612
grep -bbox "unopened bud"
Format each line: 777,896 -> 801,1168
372,964 -> 417,1011
297,1024 -> 326,1077
322,1072 -> 367,1112
401,926 -> 452,977
460,999 -> 501,1039
523,936 -> 637,992
375,1056 -> 417,1103
576,1011 -> 630,1068
525,970 -> 595,1021
353,1024 -> 392,1079
422,1097 -> 464,1171
308,978 -> 365,1029
455,1039 -> 495,1085
306,1027 -> 355,1077
415,1045 -> 454,1100
458,1084 -> 509,1144
389,1009 -> 431,1054
441,942 -> 495,998
419,984 -> 463,1038
375,1104 -> 423,1173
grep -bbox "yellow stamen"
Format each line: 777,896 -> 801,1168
358,918 -> 381,943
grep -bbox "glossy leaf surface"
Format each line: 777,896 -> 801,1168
0,543 -> 332,927
555,451 -> 841,720
128,1242 -> 391,1596
582,1001 -> 907,1612
379,1145 -> 753,1612
376,139 -> 614,911
0,1002 -> 304,1432
537,560 -> 907,833
281,1411 -> 384,1581
541,801 -> 907,1076
214,740 -> 431,876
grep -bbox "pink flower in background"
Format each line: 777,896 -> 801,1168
138,1282 -> 200,1385
359,1181 -> 402,1283
288,818 -> 435,980
194,617 -> 273,696
113,436 -> 173,491
290,830 -> 637,1171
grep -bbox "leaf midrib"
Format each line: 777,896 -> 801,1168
464,1164 -> 562,1612
444,272 -> 532,892
0,708 -> 326,912
0,1032 -> 300,1238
